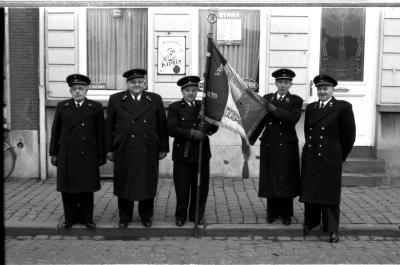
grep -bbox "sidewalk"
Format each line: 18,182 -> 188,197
5,177 -> 400,238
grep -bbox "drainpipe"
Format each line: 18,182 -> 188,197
38,8 -> 47,180
4,8 -> 11,131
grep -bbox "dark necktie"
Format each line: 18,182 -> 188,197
320,102 -> 324,109
76,103 -> 81,108
278,96 -> 283,101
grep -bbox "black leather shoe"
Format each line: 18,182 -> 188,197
84,222 -> 96,230
57,222 -> 73,230
282,218 -> 291,225
329,232 -> 339,243
142,219 -> 152,227
266,216 -> 276,224
118,221 -> 128,229
175,220 -> 185,227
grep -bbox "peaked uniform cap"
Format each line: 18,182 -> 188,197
313,74 -> 338,87
123,68 -> 147,80
66,74 -> 91,86
177,76 -> 200,89
272,68 -> 296,80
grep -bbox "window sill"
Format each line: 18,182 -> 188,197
377,104 -> 400,113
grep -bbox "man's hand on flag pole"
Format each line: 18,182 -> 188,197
190,129 -> 206,140
198,121 -> 210,132
265,100 -> 277,113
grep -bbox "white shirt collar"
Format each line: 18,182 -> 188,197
185,99 -> 195,107
277,93 -> 287,100
74,100 -> 84,107
130,93 -> 142,101
320,97 -> 332,107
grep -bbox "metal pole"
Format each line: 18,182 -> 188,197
194,9 -> 217,237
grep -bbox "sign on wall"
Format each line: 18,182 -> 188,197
217,12 -> 242,45
157,36 -> 186,75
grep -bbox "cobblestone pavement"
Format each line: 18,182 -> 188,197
5,177 -> 400,226
5,235 -> 400,264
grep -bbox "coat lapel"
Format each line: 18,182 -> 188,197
131,91 -> 153,121
62,99 -> 76,124
308,97 -> 337,126
69,99 -> 97,127
275,92 -> 291,107
180,99 -> 196,116
120,91 -> 137,117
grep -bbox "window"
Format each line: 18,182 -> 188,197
320,8 -> 366,81
198,9 -> 260,83
87,8 -> 147,90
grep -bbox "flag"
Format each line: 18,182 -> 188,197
204,39 -> 268,178
204,38 -> 267,145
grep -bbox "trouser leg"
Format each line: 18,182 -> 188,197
304,202 -> 322,229
173,162 -> 191,221
189,161 -> 210,221
61,192 -> 79,224
278,198 -> 294,219
138,198 -> 154,221
118,197 -> 134,223
77,192 -> 94,223
267,198 -> 279,218
322,205 -> 340,233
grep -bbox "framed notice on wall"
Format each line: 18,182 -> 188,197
217,11 -> 242,45
157,36 -> 186,75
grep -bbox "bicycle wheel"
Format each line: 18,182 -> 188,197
3,142 -> 16,178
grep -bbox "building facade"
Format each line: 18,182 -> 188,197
3,4 -> 400,185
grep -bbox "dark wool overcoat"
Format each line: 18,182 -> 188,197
258,92 -> 303,198
105,90 -> 169,201
300,97 -> 356,205
49,98 -> 105,193
167,99 -> 218,164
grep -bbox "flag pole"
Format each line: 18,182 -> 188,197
194,9 -> 217,237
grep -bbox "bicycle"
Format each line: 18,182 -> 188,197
3,141 -> 16,178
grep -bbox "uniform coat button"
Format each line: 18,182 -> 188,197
81,123 -> 85,126
131,134 -> 135,138
81,151 -> 85,154
279,122 -> 282,125
279,143 -> 283,146
318,153 -> 322,156
143,120 -> 147,123
82,137 -> 86,141
309,136 -> 312,139
320,136 -> 324,139
321,126 -> 325,130
269,122 -> 272,125
279,132 -> 282,136
309,127 -> 312,131
308,144 -> 311,147
319,144 -> 322,147
131,121 -> 135,124
143,134 -> 147,138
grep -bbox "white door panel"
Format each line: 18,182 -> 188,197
309,8 -> 380,146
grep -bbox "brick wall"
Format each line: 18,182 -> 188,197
9,8 -> 39,130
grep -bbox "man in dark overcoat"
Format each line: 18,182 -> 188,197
167,76 -> 218,227
105,68 -> 169,228
300,74 -> 356,243
49,74 -> 105,230
256,69 -> 303,225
